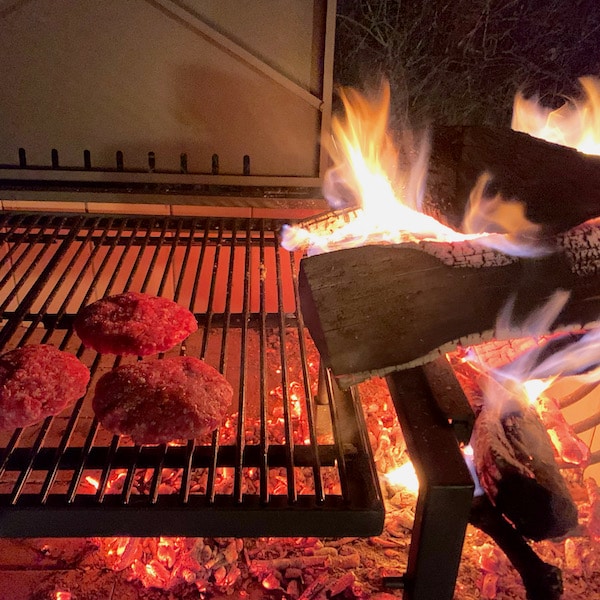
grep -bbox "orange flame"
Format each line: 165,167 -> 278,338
385,460 -> 419,493
466,291 -> 600,423
282,81 -> 544,257
512,76 -> 600,155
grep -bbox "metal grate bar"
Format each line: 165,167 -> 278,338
259,223 -> 270,504
291,251 -> 324,503
274,232 -> 297,502
234,219 -> 252,504
0,212 -> 384,537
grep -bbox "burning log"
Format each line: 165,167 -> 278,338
470,402 -> 578,541
426,125 -> 600,235
298,244 -> 600,388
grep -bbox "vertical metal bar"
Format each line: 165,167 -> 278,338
322,367 -> 350,500
156,219 -> 182,297
290,251 -> 324,503
96,435 -> 121,503
199,224 -> 223,360
386,368 -> 474,600
122,446 -> 142,504
204,222 -> 225,503
180,219 -> 212,504
173,219 -> 196,305
219,220 -> 236,379
18,147 -> 26,167
234,219 -> 252,503
273,233 -> 296,502
258,220 -> 269,504
139,218 -> 170,293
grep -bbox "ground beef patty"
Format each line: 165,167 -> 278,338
0,344 -> 90,429
92,356 -> 233,444
74,292 -> 197,356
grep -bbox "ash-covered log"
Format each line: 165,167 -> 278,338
298,244 -> 600,388
426,126 -> 600,234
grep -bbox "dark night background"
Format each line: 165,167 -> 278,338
334,0 -> 600,127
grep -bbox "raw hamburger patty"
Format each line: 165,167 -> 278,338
92,356 -> 233,444
74,292 -> 197,356
0,344 -> 90,429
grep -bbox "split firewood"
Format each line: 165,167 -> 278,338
298,242 -> 600,387
426,126 -> 600,235
534,395 -> 590,467
470,402 -> 578,541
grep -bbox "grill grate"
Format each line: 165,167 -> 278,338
0,211 -> 384,537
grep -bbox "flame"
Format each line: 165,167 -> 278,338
282,81 -> 546,257
512,76 -> 600,155
385,460 -> 419,493
522,378 -> 554,405
468,291 -> 600,419
54,593 -> 72,600
462,444 -> 485,497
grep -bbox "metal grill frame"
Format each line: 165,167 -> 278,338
0,211 -> 384,538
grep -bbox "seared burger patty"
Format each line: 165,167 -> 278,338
92,356 -> 233,444
0,344 -> 90,429
75,292 -> 197,356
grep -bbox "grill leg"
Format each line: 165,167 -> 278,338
386,368 -> 474,600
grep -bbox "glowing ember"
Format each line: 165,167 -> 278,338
282,81 -> 545,257
54,592 -> 72,600
512,76 -> 600,155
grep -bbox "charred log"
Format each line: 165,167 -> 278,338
298,245 -> 600,388
470,403 -> 578,541
426,126 -> 600,235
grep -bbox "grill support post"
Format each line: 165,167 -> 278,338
386,367 -> 474,600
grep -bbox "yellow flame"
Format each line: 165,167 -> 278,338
512,76 -> 600,155
521,378 -> 555,405
385,461 -> 419,493
282,81 -> 544,257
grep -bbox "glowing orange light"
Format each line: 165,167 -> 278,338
522,378 -> 554,405
85,475 -> 100,490
282,81 -> 545,258
512,76 -> 600,155
55,592 -> 72,600
385,461 -> 419,493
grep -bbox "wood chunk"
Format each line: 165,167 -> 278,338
426,126 -> 600,234
471,404 -> 578,541
298,245 -> 600,387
